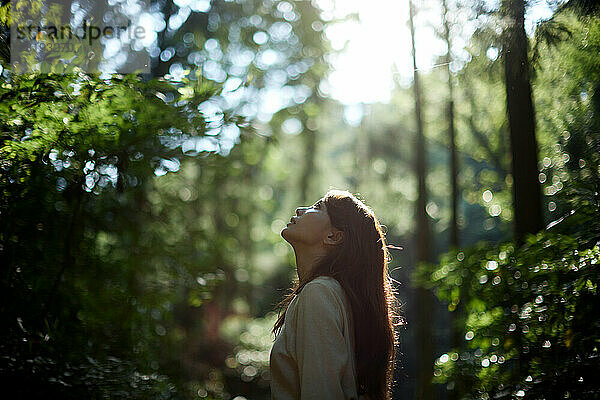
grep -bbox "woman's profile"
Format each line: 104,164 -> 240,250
269,189 -> 398,400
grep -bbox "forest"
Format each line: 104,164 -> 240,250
1,0 -> 599,399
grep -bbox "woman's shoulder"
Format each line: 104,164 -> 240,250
305,275 -> 343,293
294,276 -> 347,327
299,276 -> 346,308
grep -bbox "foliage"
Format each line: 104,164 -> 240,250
415,203 -> 600,399
411,8 -> 600,399
2,0 -> 600,399
0,71 -> 237,398
534,11 -> 600,217
0,0 -> 334,397
220,312 -> 278,395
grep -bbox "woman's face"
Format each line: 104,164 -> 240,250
281,198 -> 334,247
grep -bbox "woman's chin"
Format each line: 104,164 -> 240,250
280,226 -> 294,242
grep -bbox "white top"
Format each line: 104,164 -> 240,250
269,276 -> 362,400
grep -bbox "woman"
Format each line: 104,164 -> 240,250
270,189 -> 399,400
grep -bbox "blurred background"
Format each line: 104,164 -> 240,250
1,0 -> 599,398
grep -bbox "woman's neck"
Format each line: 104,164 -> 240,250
293,245 -> 327,284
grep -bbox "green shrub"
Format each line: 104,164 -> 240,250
416,205 -> 600,399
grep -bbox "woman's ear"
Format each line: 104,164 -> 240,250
324,228 -> 344,246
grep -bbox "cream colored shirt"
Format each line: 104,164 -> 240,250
269,276 -> 362,400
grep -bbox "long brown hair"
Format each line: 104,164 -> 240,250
272,189 -> 400,400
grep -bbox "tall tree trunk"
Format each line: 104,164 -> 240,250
409,2 -> 434,399
441,1 -> 463,398
299,120 -> 316,204
501,0 -> 543,242
151,0 -> 176,78
442,0 -> 459,249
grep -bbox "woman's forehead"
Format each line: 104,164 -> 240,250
313,198 -> 324,206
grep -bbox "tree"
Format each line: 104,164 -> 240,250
501,0 -> 544,242
0,72 -> 226,398
409,1 -> 434,398
417,9 -> 600,399
442,0 -> 460,249
440,1 -> 463,398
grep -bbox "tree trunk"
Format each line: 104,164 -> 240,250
442,0 -> 459,250
299,121 -> 316,204
409,2 -> 434,399
502,0 -> 544,242
441,1 -> 463,398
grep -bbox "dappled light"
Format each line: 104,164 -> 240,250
1,0 -> 600,399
